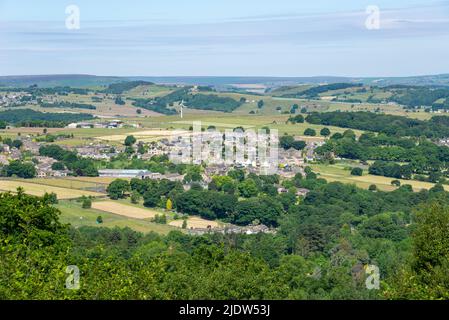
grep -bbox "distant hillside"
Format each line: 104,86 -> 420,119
129,75 -> 449,87
0,75 -> 123,88
104,81 -> 154,94
1,74 -> 449,89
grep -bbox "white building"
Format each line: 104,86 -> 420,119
98,169 -> 163,180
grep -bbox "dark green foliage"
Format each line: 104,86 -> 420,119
0,189 -> 67,245
288,114 -> 305,124
234,196 -> 283,227
40,101 -> 96,110
387,203 -> 449,299
237,178 -> 259,198
39,145 -> 98,177
320,127 -> 331,136
131,88 -> 243,114
306,111 -> 449,139
304,128 -> 316,136
2,161 -> 36,178
152,214 -> 167,224
350,167 -> 363,176
2,180 -> 449,299
317,132 -> 447,179
51,162 -> 65,171
369,161 -> 410,180
359,213 -> 408,241
82,198 -> 92,209
0,109 -> 94,128
124,135 -> 136,146
107,179 -> 130,200
114,96 -> 126,105
105,81 -> 153,94
228,169 -> 245,182
280,135 -> 306,150
184,94 -> 243,112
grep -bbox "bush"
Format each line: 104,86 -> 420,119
82,198 -> 92,209
107,179 -> 130,200
304,128 -> 316,136
51,162 -> 65,171
391,180 -> 401,187
320,127 -> 331,136
350,167 -> 363,176
153,214 -> 167,224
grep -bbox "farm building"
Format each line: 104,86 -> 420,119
98,169 -> 161,179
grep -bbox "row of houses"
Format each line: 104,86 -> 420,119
66,120 -> 140,129
98,169 -> 184,182
188,224 -> 275,236
34,156 -> 70,178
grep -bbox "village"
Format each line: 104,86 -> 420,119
0,126 -> 324,180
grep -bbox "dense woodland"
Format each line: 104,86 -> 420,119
0,109 -> 94,127
103,81 -> 154,94
40,101 -> 97,110
2,171 -> 449,299
306,111 -> 449,138
317,131 -> 449,181
131,88 -> 243,114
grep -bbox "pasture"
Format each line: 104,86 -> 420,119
90,199 -> 221,231
311,163 -> 447,192
56,200 -> 178,234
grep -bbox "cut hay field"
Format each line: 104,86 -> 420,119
67,176 -> 122,184
92,200 -> 162,219
0,179 -> 104,199
95,129 -> 191,143
26,178 -> 101,190
56,200 -> 178,234
169,216 -> 221,229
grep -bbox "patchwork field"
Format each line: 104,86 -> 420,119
56,200 -> 178,234
91,199 -> 220,230
126,114 -> 366,137
0,179 -> 104,199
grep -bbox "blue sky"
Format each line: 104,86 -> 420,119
1,0 -> 449,76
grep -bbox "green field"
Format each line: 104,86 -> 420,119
124,113 -> 366,137
311,162 -> 448,192
56,200 -> 179,234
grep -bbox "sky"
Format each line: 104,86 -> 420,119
1,0 -> 449,77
